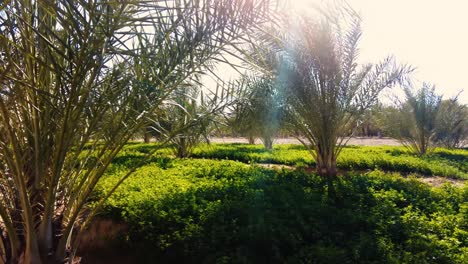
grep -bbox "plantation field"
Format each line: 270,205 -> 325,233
85,143 -> 468,263
192,144 -> 467,180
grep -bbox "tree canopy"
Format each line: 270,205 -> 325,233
247,8 -> 412,182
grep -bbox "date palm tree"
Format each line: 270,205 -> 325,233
398,84 -> 442,155
231,76 -> 283,150
154,81 -> 239,157
249,7 -> 412,196
0,0 -> 272,262
434,97 -> 468,149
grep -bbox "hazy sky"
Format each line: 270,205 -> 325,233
209,0 -> 468,104
348,0 -> 468,103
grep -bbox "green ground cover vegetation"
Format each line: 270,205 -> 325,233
192,144 -> 468,179
118,143 -> 468,179
90,143 -> 467,263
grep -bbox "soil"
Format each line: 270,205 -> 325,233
78,218 -> 134,264
419,176 -> 466,187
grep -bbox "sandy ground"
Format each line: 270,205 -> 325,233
210,137 -> 401,146
419,177 -> 466,187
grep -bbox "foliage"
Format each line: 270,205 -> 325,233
151,82 -> 234,158
398,84 -> 443,155
229,76 -> 284,150
355,104 -> 385,137
372,104 -> 410,138
192,143 -> 468,179
249,8 -> 412,179
371,95 -> 467,149
0,0 -> 271,262
96,155 -> 468,263
434,98 -> 468,149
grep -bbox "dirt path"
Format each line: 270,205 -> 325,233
210,137 -> 401,146
419,177 -> 466,187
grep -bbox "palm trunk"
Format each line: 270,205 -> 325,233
262,136 -> 273,150
176,138 -> 189,158
247,135 -> 255,144
315,150 -> 337,199
23,232 -> 42,264
316,150 -> 337,177
38,218 -> 53,261
143,129 -> 151,143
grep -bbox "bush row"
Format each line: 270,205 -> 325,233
191,144 -> 468,179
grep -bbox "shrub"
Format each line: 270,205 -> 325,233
95,156 -> 468,263
192,144 -> 468,179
